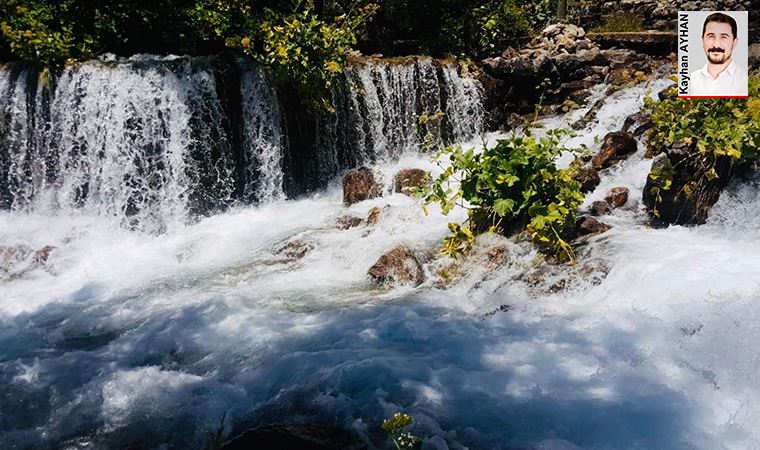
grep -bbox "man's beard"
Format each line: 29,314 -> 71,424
707,47 -> 730,64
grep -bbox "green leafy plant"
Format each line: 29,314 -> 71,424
441,0 -> 530,58
642,73 -> 759,218
589,12 -> 644,33
189,0 -> 378,111
644,73 -> 760,175
421,129 -> 585,261
382,412 -> 422,450
0,0 -> 83,66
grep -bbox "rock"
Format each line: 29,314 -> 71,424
571,166 -> 601,193
275,240 -> 311,260
556,35 -> 577,53
622,111 -> 653,137
749,43 -> 760,69
393,168 -> 428,195
368,246 -> 424,287
366,206 -> 382,225
591,200 -> 611,216
553,48 -> 606,75
33,245 -> 56,263
592,131 -> 637,170
342,167 -> 382,205
642,141 -> 747,225
605,187 -> 629,208
0,244 -> 34,272
220,424 -> 362,450
575,216 -> 611,236
335,215 -> 364,230
586,32 -> 676,54
543,23 -> 564,38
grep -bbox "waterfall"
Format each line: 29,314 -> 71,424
0,55 -> 484,229
288,56 -> 484,193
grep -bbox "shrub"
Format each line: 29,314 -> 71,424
645,73 -> 760,175
590,12 -> 644,33
642,73 -> 759,219
382,412 -> 421,450
0,0 -> 82,65
189,0 -> 378,110
441,0 -> 530,58
421,129 -> 585,261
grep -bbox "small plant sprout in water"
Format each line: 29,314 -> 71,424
382,412 -> 422,450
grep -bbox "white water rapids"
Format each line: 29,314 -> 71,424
1,61 -> 760,450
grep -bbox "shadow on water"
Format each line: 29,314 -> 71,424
0,287 -> 705,450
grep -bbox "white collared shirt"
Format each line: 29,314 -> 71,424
690,60 -> 748,97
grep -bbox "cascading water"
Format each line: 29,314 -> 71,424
0,55 -> 482,230
2,57 -> 759,450
283,56 -> 483,194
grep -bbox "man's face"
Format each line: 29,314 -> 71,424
702,21 -> 737,65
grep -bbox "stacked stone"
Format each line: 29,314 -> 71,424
595,0 -> 756,41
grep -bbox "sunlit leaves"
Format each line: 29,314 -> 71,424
420,129 -> 585,261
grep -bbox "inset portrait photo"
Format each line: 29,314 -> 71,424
677,11 -> 749,98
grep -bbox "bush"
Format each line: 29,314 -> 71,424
645,73 -> 760,174
441,0 -> 530,58
642,73 -> 759,219
0,0 -> 81,66
421,129 -> 585,261
589,12 -> 644,33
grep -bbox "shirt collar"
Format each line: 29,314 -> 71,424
699,59 -> 737,78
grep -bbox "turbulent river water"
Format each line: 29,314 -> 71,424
1,56 -> 759,450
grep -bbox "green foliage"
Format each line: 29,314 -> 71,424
643,73 -> 759,215
645,73 -> 760,167
422,129 -> 585,261
189,0 -> 378,110
1,0 -> 82,65
590,12 -> 644,33
441,0 -> 530,58
517,0 -> 558,30
382,412 -> 421,450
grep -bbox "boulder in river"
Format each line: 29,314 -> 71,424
368,246 -> 424,287
366,206 -> 382,225
605,187 -> 629,208
575,216 -> 611,237
571,166 -> 601,193
275,240 -> 311,260
335,215 -> 364,230
393,168 -> 428,196
592,131 -> 637,170
343,167 -> 382,205
642,140 -> 747,226
591,200 -> 611,216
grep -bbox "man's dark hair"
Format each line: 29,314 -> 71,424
702,12 -> 738,39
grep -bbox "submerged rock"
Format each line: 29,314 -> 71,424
220,424 -> 364,450
571,166 -> 601,193
622,111 -> 653,137
343,167 -> 382,205
592,131 -> 637,170
368,246 -> 424,287
393,168 -> 428,195
275,240 -> 311,260
605,187 -> 629,208
335,215 -> 364,230
366,206 -> 382,225
1,244 -> 56,278
0,244 -> 34,272
591,200 -> 611,216
575,216 -> 611,237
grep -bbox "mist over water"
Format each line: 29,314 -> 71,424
1,57 -> 759,450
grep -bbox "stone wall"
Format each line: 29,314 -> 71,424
580,0 -> 758,43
